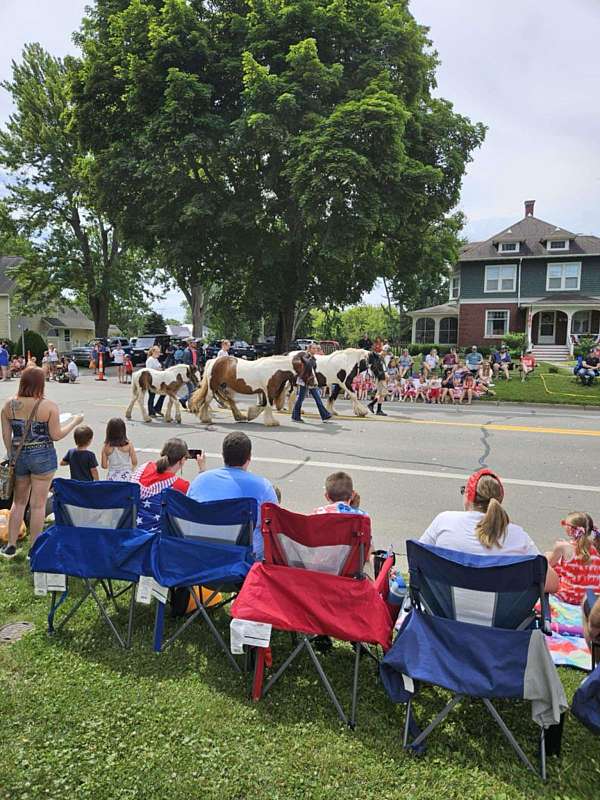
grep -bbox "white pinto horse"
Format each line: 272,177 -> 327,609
189,354 -> 296,427
125,364 -> 200,424
288,348 -> 386,417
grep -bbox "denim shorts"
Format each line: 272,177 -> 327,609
13,444 -> 58,478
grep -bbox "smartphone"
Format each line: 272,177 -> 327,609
187,448 -> 203,459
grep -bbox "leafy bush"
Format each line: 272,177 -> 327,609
548,365 -> 559,374
502,332 -> 527,353
574,336 -> 598,358
15,330 -> 47,364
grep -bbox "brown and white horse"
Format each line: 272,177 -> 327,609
125,364 -> 200,424
288,348 -> 385,416
189,355 -> 295,426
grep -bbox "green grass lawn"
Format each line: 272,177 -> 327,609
1,553 -> 598,800
482,362 -> 600,406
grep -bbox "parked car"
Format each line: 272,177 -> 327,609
67,337 -> 131,366
253,336 -> 276,358
205,339 -> 257,360
131,334 -> 172,365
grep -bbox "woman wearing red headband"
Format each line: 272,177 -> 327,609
420,469 -> 559,591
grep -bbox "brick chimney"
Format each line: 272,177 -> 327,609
524,199 -> 535,217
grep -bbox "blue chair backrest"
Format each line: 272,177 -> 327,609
407,540 -> 549,630
52,478 -> 140,530
160,489 -> 258,546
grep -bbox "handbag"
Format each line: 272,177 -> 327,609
0,399 -> 43,501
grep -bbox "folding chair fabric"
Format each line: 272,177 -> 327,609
160,490 -> 256,547
52,478 -> 139,529
380,540 -> 567,778
571,663 -> 600,734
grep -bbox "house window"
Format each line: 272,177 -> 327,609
546,262 -> 581,291
63,329 -> 71,343
485,264 -> 517,293
485,310 -> 510,338
499,242 -> 519,253
547,240 -> 569,251
47,328 -> 59,337
571,311 -> 592,335
439,317 -> 458,344
415,317 -> 435,343
450,274 -> 460,300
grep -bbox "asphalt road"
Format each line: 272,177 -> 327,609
2,372 -> 599,567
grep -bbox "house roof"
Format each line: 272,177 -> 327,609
407,302 -> 459,317
40,307 -> 95,329
460,216 -> 600,261
533,294 -> 600,306
0,256 -> 21,294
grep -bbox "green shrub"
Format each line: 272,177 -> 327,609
503,332 -> 527,353
574,336 -> 598,358
15,330 -> 47,364
548,365 -> 559,374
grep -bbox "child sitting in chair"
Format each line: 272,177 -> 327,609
313,472 -> 366,516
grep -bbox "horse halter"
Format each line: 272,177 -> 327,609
464,468 -> 504,504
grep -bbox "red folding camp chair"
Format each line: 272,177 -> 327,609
231,503 -> 396,728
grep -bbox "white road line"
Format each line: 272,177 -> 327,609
137,449 -> 598,494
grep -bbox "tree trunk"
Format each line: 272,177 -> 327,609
275,304 -> 296,353
190,283 -> 209,338
89,293 -> 110,338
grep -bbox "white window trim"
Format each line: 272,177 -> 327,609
450,274 -> 460,300
484,264 -> 517,293
499,242 -> 520,253
571,310 -> 592,334
546,240 -> 570,252
545,261 -> 581,292
484,309 -> 510,338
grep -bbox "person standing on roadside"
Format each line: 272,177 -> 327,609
0,342 -> 9,381
0,367 -> 84,557
180,339 -> 198,409
145,346 -> 165,418
47,344 -> 59,380
358,333 -> 373,350
111,341 -> 126,383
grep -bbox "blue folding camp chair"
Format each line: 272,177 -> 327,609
152,489 -> 257,672
32,479 -> 141,648
380,540 -> 567,780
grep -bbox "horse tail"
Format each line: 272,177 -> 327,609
188,363 -> 211,414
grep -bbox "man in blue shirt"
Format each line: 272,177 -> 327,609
465,345 -> 483,376
187,431 -> 278,559
0,341 -> 9,380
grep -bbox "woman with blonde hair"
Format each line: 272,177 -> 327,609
420,469 -> 559,592
145,345 -> 165,418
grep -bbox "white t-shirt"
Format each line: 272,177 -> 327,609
48,350 -> 59,363
146,356 -> 162,371
419,510 -> 539,557
68,361 -> 78,378
112,348 -> 125,364
217,348 -> 229,358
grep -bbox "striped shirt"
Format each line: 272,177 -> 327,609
555,545 -> 600,605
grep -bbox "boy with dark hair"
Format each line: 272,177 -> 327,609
61,425 -> 99,481
313,471 -> 366,515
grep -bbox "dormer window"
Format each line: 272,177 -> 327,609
547,240 -> 570,252
499,241 -> 519,253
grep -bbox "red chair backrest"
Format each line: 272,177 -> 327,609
261,503 -> 371,577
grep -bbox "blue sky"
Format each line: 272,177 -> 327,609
2,0 -> 600,316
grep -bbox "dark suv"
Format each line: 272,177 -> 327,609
68,337 -> 131,366
131,334 -> 172,365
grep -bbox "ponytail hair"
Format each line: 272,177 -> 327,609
471,474 -> 509,548
155,438 -> 188,474
563,511 -> 598,564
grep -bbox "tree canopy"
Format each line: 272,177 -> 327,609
72,0 -> 485,351
0,43 -> 157,337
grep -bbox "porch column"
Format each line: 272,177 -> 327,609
411,316 -> 417,344
433,317 -> 440,345
565,310 -> 574,356
526,306 -> 534,350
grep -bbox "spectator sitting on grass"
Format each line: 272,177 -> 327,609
520,349 -> 537,382
422,348 -> 439,378
578,348 -> 600,386
398,348 -> 413,379
493,345 -> 512,380
465,345 -> 483,376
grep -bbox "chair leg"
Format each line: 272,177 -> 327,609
403,697 -> 413,748
409,694 -> 463,749
252,647 -> 266,702
52,583 -> 92,633
263,637 -> 307,696
349,642 -> 362,729
540,727 -> 546,782
482,698 -> 538,776
126,583 -> 136,649
86,579 -> 127,648
304,638 -> 348,726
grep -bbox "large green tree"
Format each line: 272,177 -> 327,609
73,0 -> 485,350
0,43 -> 156,337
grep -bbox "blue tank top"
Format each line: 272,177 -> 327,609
10,400 -> 52,447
